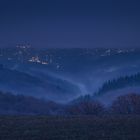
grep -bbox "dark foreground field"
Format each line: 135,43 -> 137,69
0,116 -> 140,140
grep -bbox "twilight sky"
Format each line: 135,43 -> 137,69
0,0 -> 140,48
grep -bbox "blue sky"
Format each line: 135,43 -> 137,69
0,0 -> 140,48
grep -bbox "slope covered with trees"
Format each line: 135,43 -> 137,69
96,73 -> 140,96
0,91 -> 62,115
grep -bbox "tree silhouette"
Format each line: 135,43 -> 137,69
110,93 -> 140,114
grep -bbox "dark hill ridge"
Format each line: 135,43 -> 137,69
0,65 -> 42,86
0,91 -> 61,115
72,72 -> 140,105
95,72 -> 140,96
0,66 -> 80,102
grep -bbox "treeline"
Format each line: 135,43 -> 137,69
65,94 -> 140,115
0,91 -> 140,115
97,72 -> 140,95
0,91 -> 62,115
